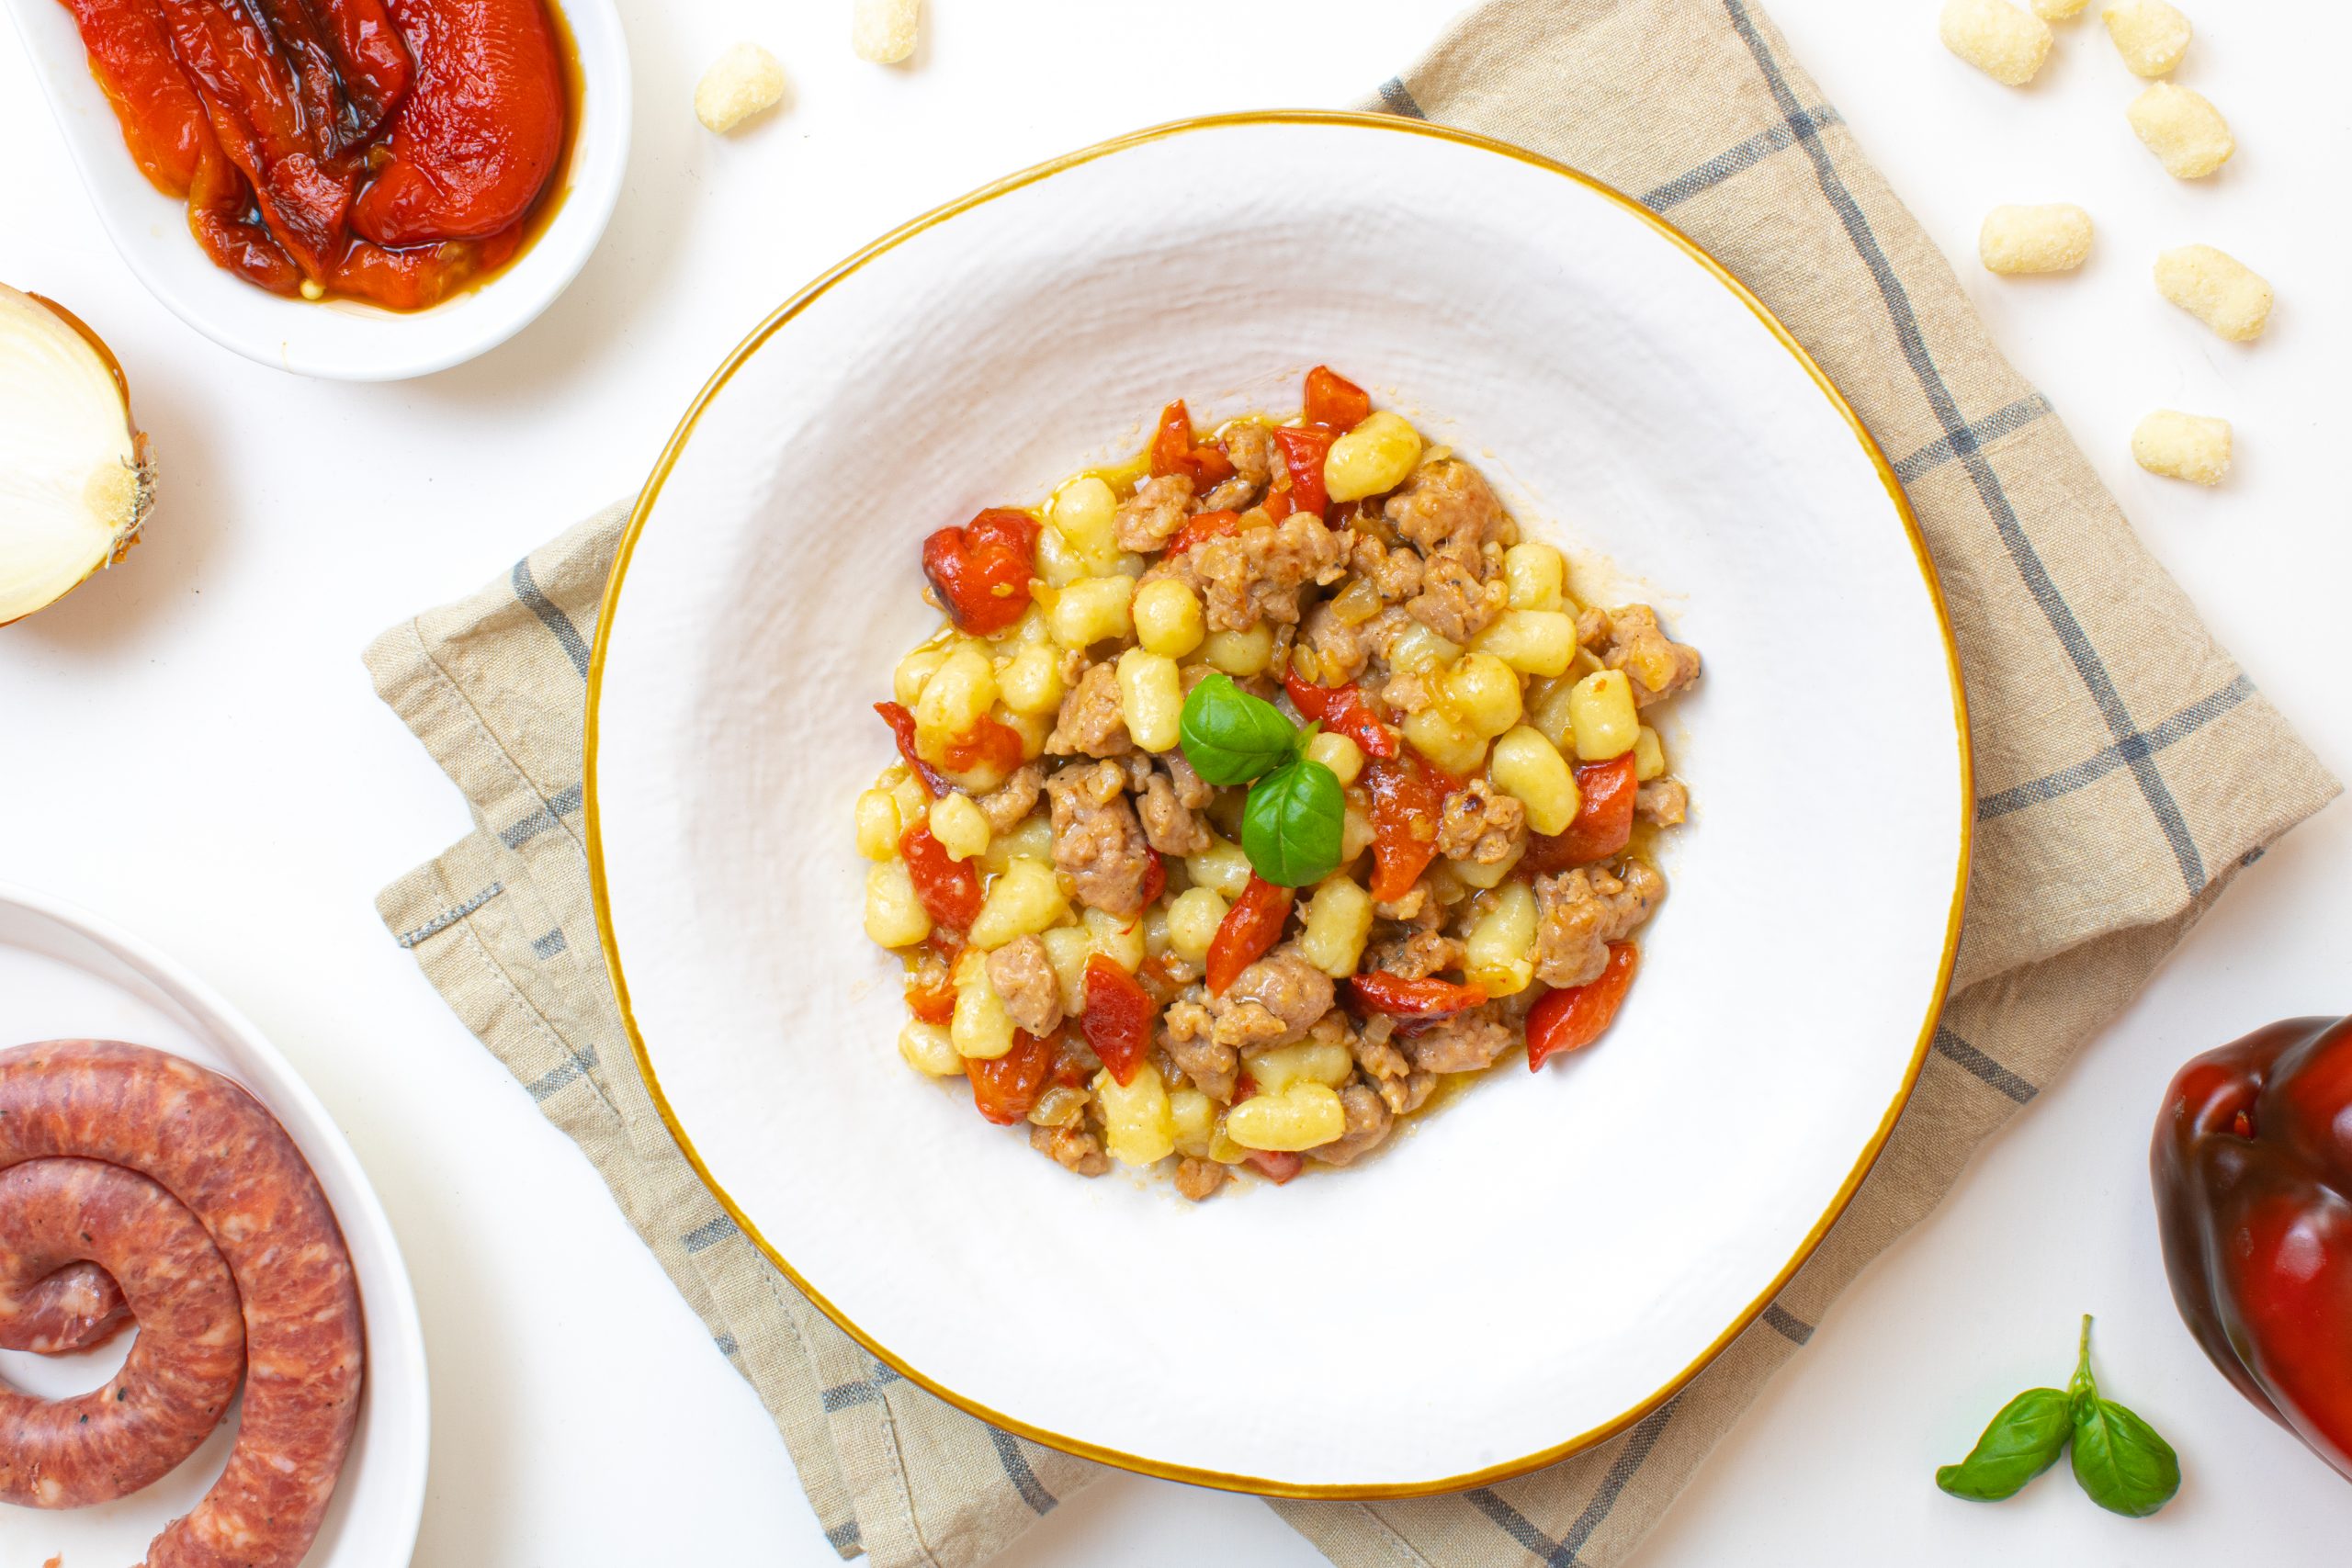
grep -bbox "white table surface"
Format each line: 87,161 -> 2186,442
4,1 -> 2348,1563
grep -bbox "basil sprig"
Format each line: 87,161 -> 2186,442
2065,1316 -> 2181,1517
1179,673 -> 1298,785
1178,672 -> 1343,886
1936,1315 -> 2179,1518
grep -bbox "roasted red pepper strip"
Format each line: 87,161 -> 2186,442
1148,400 -> 1237,489
905,970 -> 956,1024
898,821 -> 981,931
919,509 -> 1038,637
1272,424 -> 1335,516
874,701 -> 952,799
969,1030 -> 1055,1125
2154,1015 -> 2352,1480
1080,956 -> 1157,1088
1302,366 -> 1371,432
1524,754 -> 1639,875
1283,671 -> 1398,760
1164,509 -> 1242,557
937,714 -> 1025,779
1525,943 -> 1639,1069
1204,874 -> 1293,996
1350,972 -> 1488,1018
1246,1149 -> 1304,1184
1366,754 -> 1447,901
1139,850 -> 1167,908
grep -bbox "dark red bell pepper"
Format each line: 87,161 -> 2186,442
2152,1014 -> 2352,1482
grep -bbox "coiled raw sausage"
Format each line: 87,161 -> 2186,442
0,1040 -> 366,1567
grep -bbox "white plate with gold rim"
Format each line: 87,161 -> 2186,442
587,111 -> 1969,1496
0,882 -> 427,1562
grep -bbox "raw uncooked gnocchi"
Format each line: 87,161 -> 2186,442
2102,0 -> 2192,78
1979,205 -> 2094,274
2128,84 -> 2234,178
2154,246 -> 2273,342
2132,411 -> 2232,486
1940,0 -> 2053,85
695,42 -> 786,133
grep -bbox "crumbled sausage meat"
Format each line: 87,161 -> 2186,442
1210,945 -> 1335,1050
1434,777 -> 1527,864
1593,604 -> 1702,707
985,935 -> 1064,1038
1136,770 -> 1213,856
1201,423 -> 1278,512
1407,547 -> 1507,643
1030,1120 -> 1111,1177
975,764 -> 1043,833
1384,459 -> 1506,557
1298,599 -> 1370,685
1636,778 -> 1689,827
1046,661 -> 1135,757
1532,860 -> 1666,987
1364,929 -> 1463,981
1174,1156 -> 1229,1201
1161,998 -> 1237,1102
1307,1081 -> 1395,1166
1399,1003 -> 1516,1074
1113,473 -> 1195,554
1046,761 -> 1154,917
1351,1018 -> 1438,1115
1351,534 -> 1425,603
1182,514 -> 1348,631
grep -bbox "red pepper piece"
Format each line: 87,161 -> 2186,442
350,0 -> 565,243
873,701 -> 952,799
1302,366 -> 1371,432
1523,754 -> 1639,875
898,821 -> 980,931
1148,400 -> 1237,489
1204,874 -> 1293,996
1080,956 -> 1158,1088
919,509 -> 1038,637
1366,754 -> 1447,901
1247,1150 -> 1304,1183
1350,972 -> 1488,1018
969,1029 -> 1055,1125
1272,425 -> 1335,516
2154,1015 -> 2352,1480
1525,943 -> 1639,1069
937,715 -> 1025,779
1164,509 -> 1242,557
1282,671 -> 1398,760
905,971 -> 956,1025
1139,850 -> 1167,908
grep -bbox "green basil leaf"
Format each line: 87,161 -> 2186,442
2071,1399 -> 2180,1517
2063,1314 -> 2179,1518
1241,758 -> 1344,886
1180,672 -> 1298,785
1934,1388 -> 2074,1502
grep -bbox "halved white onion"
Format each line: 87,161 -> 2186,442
0,284 -> 153,625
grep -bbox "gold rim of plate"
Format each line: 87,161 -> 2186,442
583,108 -> 1974,1500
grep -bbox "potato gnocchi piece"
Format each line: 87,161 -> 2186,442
1939,0 -> 2052,86
2101,0 -> 2190,78
695,42 -> 786,133
2031,0 -> 2089,16
2128,84 -> 2233,178
2154,245 -> 2272,343
852,0 -> 920,63
1978,205 -> 2093,275
2132,410 -> 2232,486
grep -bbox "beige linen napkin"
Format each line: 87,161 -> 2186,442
368,1 -> 2338,1562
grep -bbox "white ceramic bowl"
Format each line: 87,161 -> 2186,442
0,883 -> 428,1562
588,112 -> 1970,1495
3,0 -> 628,380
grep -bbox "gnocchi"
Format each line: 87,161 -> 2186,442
1296,876 -> 1374,977
2131,410 -> 2232,486
967,856 -> 1069,950
1226,1083 -> 1347,1152
1939,0 -> 2052,86
1323,412 -> 1424,503
2154,245 -> 2272,343
1115,648 -> 1184,752
2128,84 -> 2233,179
2101,0 -> 2189,78
1978,205 -> 2094,275
1094,1063 -> 1175,1166
851,0 -> 920,64
1566,669 -> 1640,761
695,42 -> 786,133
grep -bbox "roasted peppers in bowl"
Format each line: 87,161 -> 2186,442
2152,1015 -> 2352,1482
